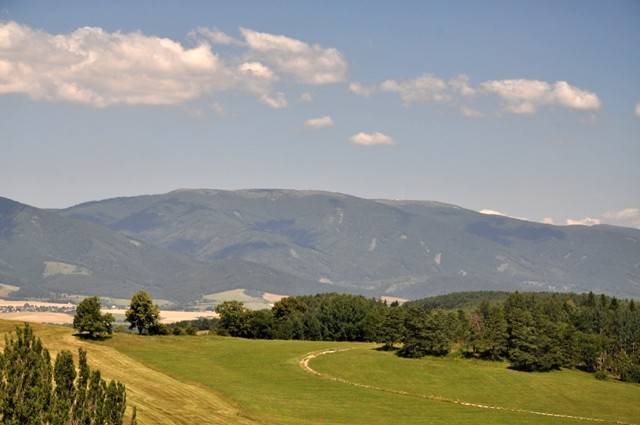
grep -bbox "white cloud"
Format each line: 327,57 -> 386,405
259,92 -> 287,109
0,22 -> 229,106
448,74 -> 475,96
542,217 -> 555,225
0,21 -> 346,108
479,209 -> 506,216
478,209 -> 529,221
380,74 -> 449,104
240,28 -> 347,85
552,81 -> 601,110
238,61 -> 275,80
189,27 -> 242,46
566,217 -> 600,226
603,208 -> 640,220
357,72 -> 601,117
349,132 -> 394,146
635,102 -> 640,118
304,116 -> 334,128
480,79 -> 601,114
349,82 -> 376,97
602,208 -> 640,228
299,92 -> 313,102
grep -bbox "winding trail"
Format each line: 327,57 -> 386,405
299,348 -> 637,425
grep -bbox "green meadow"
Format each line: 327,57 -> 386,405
1,320 -> 639,425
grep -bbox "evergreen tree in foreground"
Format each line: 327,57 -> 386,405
0,324 -> 131,424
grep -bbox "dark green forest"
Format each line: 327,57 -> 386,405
211,291 -> 640,383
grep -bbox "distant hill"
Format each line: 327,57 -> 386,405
0,196 -> 317,302
54,188 -> 640,300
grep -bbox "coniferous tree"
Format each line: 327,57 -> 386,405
379,306 -> 405,350
0,324 -> 52,425
50,350 -> 76,425
0,325 -> 129,424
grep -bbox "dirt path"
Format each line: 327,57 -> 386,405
299,348 -> 637,425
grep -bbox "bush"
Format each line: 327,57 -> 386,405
594,370 -> 607,380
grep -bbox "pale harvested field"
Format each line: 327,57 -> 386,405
0,311 -> 73,324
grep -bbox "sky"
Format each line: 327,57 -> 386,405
0,0 -> 639,228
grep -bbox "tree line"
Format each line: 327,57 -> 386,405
214,291 -> 640,383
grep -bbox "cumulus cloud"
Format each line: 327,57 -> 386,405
0,21 -> 230,106
259,92 -> 287,109
349,132 -> 394,146
349,82 -> 376,97
479,209 -> 506,216
602,208 -> 640,228
354,71 -> 601,117
448,74 -> 475,96
240,28 -> 347,85
542,217 -> 555,225
189,27 -> 243,46
0,21 -> 348,108
238,61 -> 275,80
480,79 -> 601,114
304,116 -> 334,129
566,217 -> 600,226
380,74 -> 449,104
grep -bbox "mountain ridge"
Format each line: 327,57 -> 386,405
50,188 -> 640,300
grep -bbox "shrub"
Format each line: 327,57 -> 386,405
594,370 -> 607,380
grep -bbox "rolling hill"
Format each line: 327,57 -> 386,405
0,196 -> 316,302
53,188 -> 640,300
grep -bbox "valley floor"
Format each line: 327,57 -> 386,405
1,320 -> 639,425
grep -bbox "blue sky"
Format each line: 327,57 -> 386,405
1,0 -> 639,227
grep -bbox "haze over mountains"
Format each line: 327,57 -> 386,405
1,189 -> 639,303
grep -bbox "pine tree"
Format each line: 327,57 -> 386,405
0,324 -> 52,424
399,309 -> 451,357
379,306 -> 405,350
50,350 -> 76,425
0,325 -> 130,425
506,308 -> 539,371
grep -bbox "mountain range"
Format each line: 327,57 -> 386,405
1,189 -> 639,303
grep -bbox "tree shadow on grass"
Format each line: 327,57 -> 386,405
73,333 -> 112,341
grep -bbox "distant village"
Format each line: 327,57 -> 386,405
0,303 -> 76,314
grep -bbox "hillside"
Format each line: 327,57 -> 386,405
60,189 -> 640,299
0,196 -> 315,302
5,321 -> 637,425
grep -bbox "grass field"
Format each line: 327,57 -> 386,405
1,320 -> 639,425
